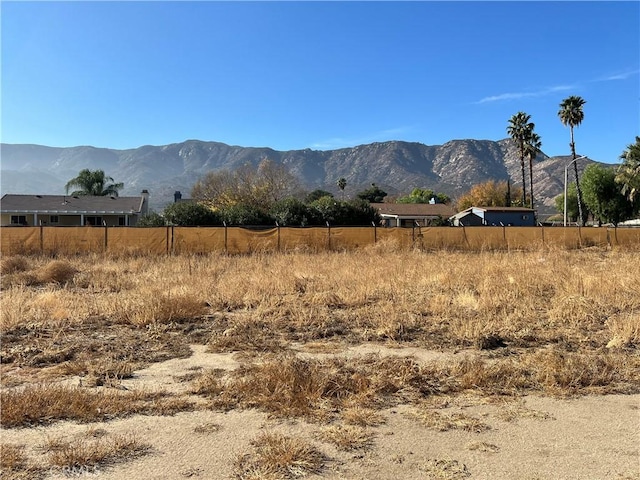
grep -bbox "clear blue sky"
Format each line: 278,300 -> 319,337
2,1 -> 638,164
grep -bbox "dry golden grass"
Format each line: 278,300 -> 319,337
411,407 -> 490,433
0,443 -> 35,479
1,249 -> 639,434
43,431 -> 150,471
235,433 -> 325,479
315,425 -> 374,451
0,384 -> 194,428
0,255 -> 29,275
466,441 -> 500,453
417,458 -> 471,479
194,354 -> 434,421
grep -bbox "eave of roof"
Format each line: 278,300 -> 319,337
0,194 -> 143,214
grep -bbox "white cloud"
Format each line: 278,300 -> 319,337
595,69 -> 640,82
476,84 -> 575,104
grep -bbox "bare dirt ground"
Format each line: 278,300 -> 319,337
3,344 -> 638,480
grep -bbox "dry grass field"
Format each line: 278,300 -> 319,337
1,244 -> 639,479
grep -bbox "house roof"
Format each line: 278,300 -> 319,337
470,206 -> 535,213
371,203 -> 455,217
0,194 -> 145,214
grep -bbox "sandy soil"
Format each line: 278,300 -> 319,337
2,344 -> 639,480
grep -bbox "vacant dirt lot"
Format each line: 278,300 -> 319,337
1,248 -> 639,479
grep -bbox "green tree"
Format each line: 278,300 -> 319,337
337,178 -> 347,200
581,164 -> 635,226
524,129 -> 542,209
356,183 -> 387,203
65,169 -> 124,196
309,197 -> 379,226
163,202 -> 221,226
507,112 -> 532,207
220,203 -> 273,226
554,183 -> 580,224
304,189 -> 334,203
558,95 -> 587,225
396,188 -> 451,204
616,136 -> 640,204
136,211 -> 165,227
270,198 -> 316,226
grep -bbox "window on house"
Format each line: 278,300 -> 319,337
85,216 -> 103,226
522,215 -> 529,220
118,217 -> 126,226
10,215 -> 27,225
50,215 -> 59,224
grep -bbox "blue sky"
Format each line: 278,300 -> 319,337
2,1 -> 638,164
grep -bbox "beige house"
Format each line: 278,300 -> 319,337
0,191 -> 149,227
371,203 -> 455,227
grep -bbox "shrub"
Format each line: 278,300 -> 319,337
163,202 -> 222,226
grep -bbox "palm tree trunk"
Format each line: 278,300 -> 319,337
570,127 -> 585,226
520,148 -> 527,207
528,156 -> 534,209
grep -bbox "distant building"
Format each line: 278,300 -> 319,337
450,206 -> 536,227
371,203 -> 455,227
0,191 -> 150,227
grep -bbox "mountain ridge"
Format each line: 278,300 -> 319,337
1,139 -> 602,214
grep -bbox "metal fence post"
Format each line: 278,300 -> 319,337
224,222 -> 228,254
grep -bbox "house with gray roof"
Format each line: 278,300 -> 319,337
0,190 -> 149,227
371,203 -> 455,227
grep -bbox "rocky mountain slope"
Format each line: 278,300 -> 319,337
1,139 -> 599,213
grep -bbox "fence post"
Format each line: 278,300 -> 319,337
40,224 -> 44,253
372,221 -> 377,244
462,225 -> 470,250
326,222 -> 331,251
224,222 -> 228,254
104,225 -> 108,252
277,223 -> 281,252
577,225 -> 583,248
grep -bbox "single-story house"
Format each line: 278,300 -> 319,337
0,190 -> 150,227
450,207 -> 536,227
371,203 -> 456,227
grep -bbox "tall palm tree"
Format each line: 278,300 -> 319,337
65,169 -> 124,196
507,112 -> 531,207
524,128 -> 542,209
337,177 -> 347,200
616,136 -> 640,204
558,95 -> 586,225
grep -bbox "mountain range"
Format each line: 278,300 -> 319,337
0,139 -> 602,214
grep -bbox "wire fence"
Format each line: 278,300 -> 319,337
1,225 -> 639,256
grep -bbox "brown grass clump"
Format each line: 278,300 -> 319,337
466,442 -> 500,453
235,433 -> 325,480
114,289 -> 208,327
43,431 -> 150,471
0,443 -> 41,479
194,349 -> 640,423
412,408 -> 490,433
36,260 -> 77,284
197,354 -> 431,421
341,406 -> 385,427
0,255 -> 30,275
315,425 -> 374,451
0,384 -> 194,428
417,458 -> 471,479
605,312 -> 640,349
